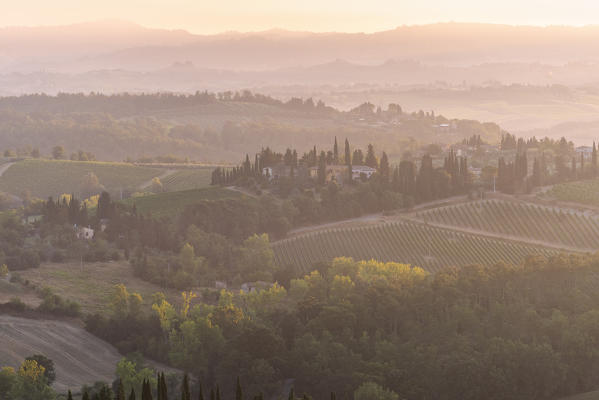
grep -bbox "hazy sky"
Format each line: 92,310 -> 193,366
2,0 -> 598,33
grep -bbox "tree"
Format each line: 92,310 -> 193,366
80,172 -> 105,199
9,359 -> 56,400
68,390 -> 74,400
181,374 -> 191,400
0,367 -> 16,399
379,152 -> 390,183
333,137 -> 339,164
0,264 -> 8,278
344,139 -> 351,165
116,379 -> 126,400
353,382 -> 398,400
365,144 -> 378,168
236,377 -> 243,400
52,146 -> 65,160
151,177 -> 164,193
25,355 -> 55,385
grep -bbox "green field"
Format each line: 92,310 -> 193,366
18,261 -> 182,314
545,178 -> 599,207
161,168 -> 213,192
410,199 -> 599,250
123,186 -> 242,218
0,159 -> 165,199
273,220 -> 559,273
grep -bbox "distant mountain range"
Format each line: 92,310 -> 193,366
5,21 -> 599,74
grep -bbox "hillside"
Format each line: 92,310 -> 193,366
409,199 -> 599,251
273,220 -> 558,273
0,159 -> 165,199
543,178 -> 599,208
18,261 -> 183,314
0,315 -> 122,393
122,186 -> 243,218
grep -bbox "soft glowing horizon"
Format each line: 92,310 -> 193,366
2,0 -> 598,34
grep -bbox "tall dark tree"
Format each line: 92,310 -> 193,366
379,152 -> 390,184
333,136 -> 339,164
317,151 -> 327,185
68,390 -> 74,400
365,144 -> 378,168
198,384 -> 204,400
593,141 -> 598,176
236,377 -> 243,400
116,379 -> 125,400
181,374 -> 191,400
129,389 -> 136,400
344,138 -> 351,165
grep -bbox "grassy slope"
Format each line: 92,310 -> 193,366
0,159 -> 165,199
18,261 -> 182,315
123,186 -> 242,219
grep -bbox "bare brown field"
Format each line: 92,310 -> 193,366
0,315 -> 122,393
18,261 -> 182,314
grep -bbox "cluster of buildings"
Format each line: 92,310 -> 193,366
262,164 -> 376,185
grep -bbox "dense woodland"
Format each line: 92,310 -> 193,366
84,254 -> 599,400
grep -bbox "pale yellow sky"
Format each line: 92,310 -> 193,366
2,0 -> 598,33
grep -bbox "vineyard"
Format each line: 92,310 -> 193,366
160,168 -> 213,192
272,220 -> 559,273
410,199 -> 599,251
0,159 -> 165,199
123,186 -> 242,218
544,178 -> 599,208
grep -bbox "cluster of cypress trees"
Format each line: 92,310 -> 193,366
75,374 -> 330,400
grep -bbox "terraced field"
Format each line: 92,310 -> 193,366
410,199 -> 599,251
123,186 -> 242,218
273,220 -> 559,273
0,315 -> 122,393
160,168 -> 213,192
0,159 -> 165,199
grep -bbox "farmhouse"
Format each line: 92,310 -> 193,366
74,225 -> 94,240
352,165 -> 377,180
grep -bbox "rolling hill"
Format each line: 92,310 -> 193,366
273,220 -> 559,273
0,315 -> 122,393
409,199 -> 599,251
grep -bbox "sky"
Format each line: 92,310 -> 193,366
2,0 -> 598,33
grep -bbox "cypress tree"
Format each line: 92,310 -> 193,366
236,377 -> 243,400
593,141 -> 597,176
116,379 -> 126,400
182,374 -> 191,400
333,136 -> 339,164
67,390 -> 74,400
380,152 -> 390,184
344,138 -> 351,165
129,389 -> 136,400
162,373 -> 168,400
198,384 -> 204,400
